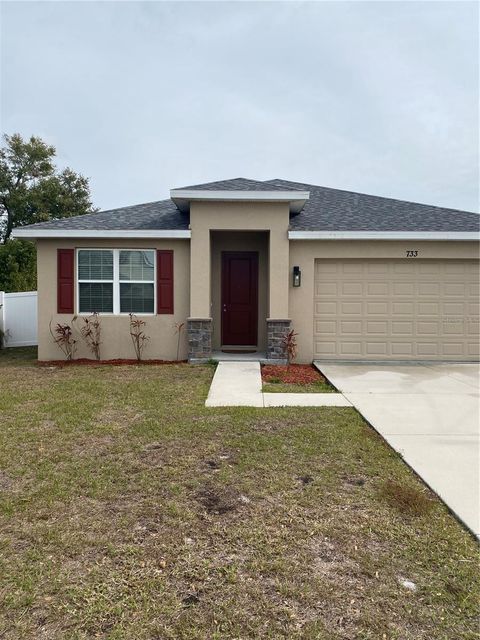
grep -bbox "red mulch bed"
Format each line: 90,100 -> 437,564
37,358 -> 187,367
261,364 -> 327,385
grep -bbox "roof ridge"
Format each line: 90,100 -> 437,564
174,177 -> 305,192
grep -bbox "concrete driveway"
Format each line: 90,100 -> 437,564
315,362 -> 480,538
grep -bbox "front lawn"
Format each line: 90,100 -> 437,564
0,350 -> 478,639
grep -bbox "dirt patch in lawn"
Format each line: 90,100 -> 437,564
0,470 -> 14,491
342,474 -> 367,487
310,536 -> 359,579
195,483 -> 245,515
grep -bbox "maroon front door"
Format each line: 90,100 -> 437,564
221,251 -> 258,346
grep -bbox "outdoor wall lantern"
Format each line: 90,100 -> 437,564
292,266 -> 301,287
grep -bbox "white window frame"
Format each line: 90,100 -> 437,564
118,249 -> 156,315
76,248 -> 157,316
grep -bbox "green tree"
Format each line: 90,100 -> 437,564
0,133 -> 96,292
0,133 -> 96,243
0,239 -> 37,292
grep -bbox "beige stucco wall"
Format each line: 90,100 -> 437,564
36,238 -> 190,361
289,240 -> 480,363
210,231 -> 269,350
189,201 -> 290,320
35,211 -> 479,363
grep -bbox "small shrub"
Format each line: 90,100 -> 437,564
74,313 -> 101,360
130,314 -> 149,361
282,329 -> 298,364
49,320 -> 77,360
173,321 -> 185,361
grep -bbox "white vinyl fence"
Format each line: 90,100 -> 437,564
0,291 -> 38,347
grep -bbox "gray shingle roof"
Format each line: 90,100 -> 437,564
17,177 -> 479,233
266,179 -> 480,232
20,199 -> 189,231
174,177 -> 299,192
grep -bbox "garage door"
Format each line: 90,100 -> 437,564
314,260 -> 479,360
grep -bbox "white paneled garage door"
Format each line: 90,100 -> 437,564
314,259 -> 479,360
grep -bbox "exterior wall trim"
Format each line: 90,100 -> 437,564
288,231 -> 479,241
15,230 -> 478,242
171,189 -> 309,201
13,229 -> 191,239
171,190 -> 309,213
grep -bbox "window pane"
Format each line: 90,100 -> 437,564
79,283 -> 113,313
78,250 -> 113,280
119,250 -> 154,281
120,283 -> 154,313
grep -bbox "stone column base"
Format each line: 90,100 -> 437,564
266,318 -> 291,363
187,318 -> 213,362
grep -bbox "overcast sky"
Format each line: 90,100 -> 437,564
1,1 -> 478,212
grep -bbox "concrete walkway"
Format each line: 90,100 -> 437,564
205,361 -> 351,408
206,362 -> 264,407
316,362 -> 480,538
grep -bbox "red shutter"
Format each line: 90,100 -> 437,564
57,249 -> 74,313
157,250 -> 174,314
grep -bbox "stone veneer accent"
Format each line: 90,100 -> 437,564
187,318 -> 213,361
266,319 -> 291,361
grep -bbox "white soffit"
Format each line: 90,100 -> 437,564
13,228 -> 478,242
12,229 -> 192,239
288,230 -> 480,241
170,189 -> 310,213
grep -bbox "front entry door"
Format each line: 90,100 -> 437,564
221,251 -> 258,346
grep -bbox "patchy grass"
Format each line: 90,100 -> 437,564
263,380 -> 336,393
0,346 -> 37,366
0,349 -> 478,639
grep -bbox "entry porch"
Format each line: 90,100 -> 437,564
187,228 -> 291,363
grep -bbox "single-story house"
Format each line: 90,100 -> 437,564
14,178 -> 480,363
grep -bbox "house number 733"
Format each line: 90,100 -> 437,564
406,250 -> 418,257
